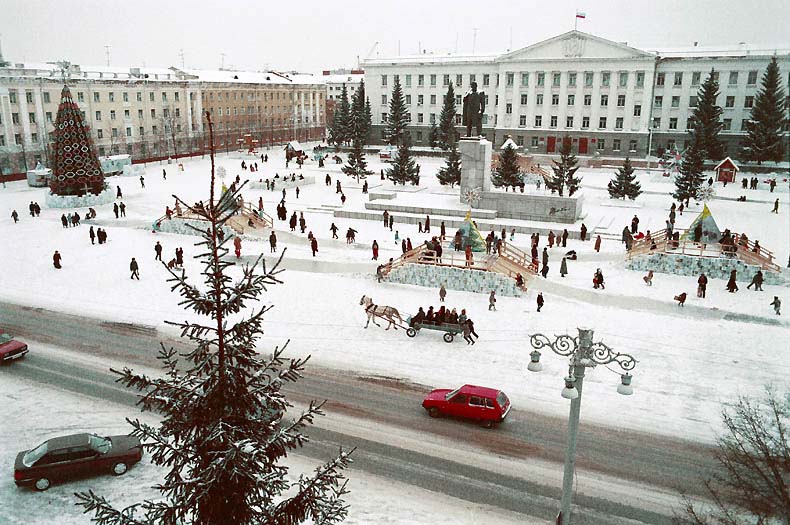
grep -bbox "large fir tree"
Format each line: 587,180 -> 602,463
349,80 -> 369,145
333,84 -> 352,147
674,133 -> 706,205
386,136 -> 420,185
546,136 -> 582,196
436,141 -> 462,187
363,97 -> 373,145
342,139 -> 373,181
428,123 -> 439,148
607,157 -> 642,200
76,112 -> 353,525
689,69 -> 725,161
384,77 -> 409,146
491,143 -> 523,190
438,83 -> 457,150
743,56 -> 787,164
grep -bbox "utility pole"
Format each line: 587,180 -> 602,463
104,45 -> 111,66
472,28 -> 479,55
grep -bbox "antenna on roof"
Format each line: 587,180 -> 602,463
509,26 -> 513,52
220,52 -> 226,70
104,44 -> 110,66
472,28 -> 479,55
179,48 -> 185,68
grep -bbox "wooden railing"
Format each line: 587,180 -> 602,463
153,201 -> 273,235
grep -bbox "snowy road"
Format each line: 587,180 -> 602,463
1,300 -> 721,524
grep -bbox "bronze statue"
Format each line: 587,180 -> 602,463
462,81 -> 485,137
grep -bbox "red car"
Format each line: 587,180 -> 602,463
422,384 -> 511,428
0,329 -> 28,363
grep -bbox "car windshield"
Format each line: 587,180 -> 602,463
88,434 -> 112,454
23,441 -> 48,467
444,387 -> 462,401
496,392 -> 509,408
0,333 -> 12,344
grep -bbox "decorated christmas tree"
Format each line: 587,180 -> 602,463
456,211 -> 486,252
50,85 -> 106,196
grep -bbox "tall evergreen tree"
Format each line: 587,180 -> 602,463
76,112 -> 352,525
674,133 -> 706,205
428,123 -> 439,148
334,84 -> 352,146
342,139 -> 372,182
438,83 -> 457,150
491,143 -> 523,190
689,69 -> 725,161
743,57 -> 787,164
436,141 -> 462,187
386,136 -> 420,185
607,157 -> 642,200
384,77 -> 409,146
547,136 -> 582,196
349,80 -> 369,145
363,97 -> 373,145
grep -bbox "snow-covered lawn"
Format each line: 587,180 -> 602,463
1,145 -> 788,446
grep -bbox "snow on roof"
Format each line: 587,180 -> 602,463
323,73 -> 365,84
714,156 -> 739,171
500,137 -> 519,150
363,53 -> 498,66
650,43 -> 790,58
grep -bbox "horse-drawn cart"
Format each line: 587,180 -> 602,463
405,318 -> 463,343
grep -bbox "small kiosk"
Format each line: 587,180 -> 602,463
714,156 -> 739,184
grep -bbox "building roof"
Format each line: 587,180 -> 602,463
323,73 -> 365,85
714,156 -> 739,171
363,53 -> 498,67
650,43 -> 790,58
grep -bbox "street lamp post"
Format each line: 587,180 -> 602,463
528,328 -> 636,525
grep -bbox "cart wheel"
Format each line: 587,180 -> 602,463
406,328 -> 417,337
443,333 -> 454,343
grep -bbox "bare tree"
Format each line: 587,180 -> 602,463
160,105 -> 183,159
676,386 -> 789,525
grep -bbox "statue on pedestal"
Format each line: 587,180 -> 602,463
462,81 -> 485,137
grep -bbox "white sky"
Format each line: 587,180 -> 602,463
2,0 -> 789,73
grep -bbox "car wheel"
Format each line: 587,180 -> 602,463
480,419 -> 494,429
112,462 -> 128,476
406,328 -> 417,337
443,333 -> 454,343
428,407 -> 441,418
34,478 -> 50,491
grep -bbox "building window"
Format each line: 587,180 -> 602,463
552,72 -> 561,87
151,109 -> 157,118
469,74 -> 476,85
629,140 -> 637,152
531,136 -> 539,147
582,116 -> 590,128
97,129 -> 103,139
725,96 -> 735,108
430,74 -> 437,86
744,96 -> 754,108
653,117 -> 661,128
535,115 -> 542,127
95,111 -> 102,121
687,117 -> 695,130
506,103 -> 513,114
404,74 -> 411,87
519,115 -> 526,126
139,126 -> 144,136
600,94 -> 608,106
656,73 -> 666,87
9,91 -> 17,104
455,94 -> 462,105
136,92 -> 142,102
584,94 -> 591,106
418,74 -> 424,86
521,72 -> 529,86
654,96 -> 663,107
728,71 -> 738,85
482,74 -> 489,86
599,117 -> 607,129
417,113 -> 424,123
597,139 -> 605,150
381,94 -> 387,105
673,72 -> 683,86
550,115 -> 558,127
568,72 -> 577,87
506,72 -> 514,86
150,92 -> 155,102
405,95 -> 411,105
458,114 -> 464,124
619,72 -> 628,87
537,72 -> 545,86
94,92 -> 100,102
455,74 -> 462,87
415,131 -> 422,142
108,92 -> 115,102
163,108 -> 170,118
617,94 -> 626,107
443,74 -> 450,86
584,71 -> 593,87
615,117 -> 623,129
741,119 -> 750,130
520,94 -> 528,105
110,110 -> 116,120
417,94 -> 424,105
381,75 -> 388,87
429,113 -> 436,124
687,96 -> 697,107
111,128 -> 118,138
46,111 -> 53,122
26,91 -> 33,103
601,72 -> 610,87
381,113 -> 387,122
747,70 -> 758,85
670,96 -> 679,107
430,94 -> 436,105
613,139 -> 621,151
566,116 -> 573,128
551,94 -> 559,105
536,94 -> 544,105
633,104 -> 641,117
122,92 -> 128,102
31,132 -> 38,142
691,71 -> 701,86
636,71 -> 645,88
0,136 -> 4,146
669,117 -> 678,129
77,92 -> 84,102
138,109 -> 143,119
28,112 -> 35,124
15,134 -> 22,145
567,94 -> 575,106
723,118 -> 732,131
41,91 -> 51,103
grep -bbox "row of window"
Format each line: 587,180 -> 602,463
653,94 -> 757,109
6,89 -> 184,105
381,71 -> 647,89
203,91 -> 320,102
655,70 -> 761,87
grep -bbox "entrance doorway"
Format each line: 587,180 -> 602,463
546,136 -> 556,153
578,137 -> 588,154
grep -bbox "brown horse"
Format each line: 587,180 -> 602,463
360,295 -> 402,330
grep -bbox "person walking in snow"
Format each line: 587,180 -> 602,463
488,290 -> 497,311
383,210 -> 389,227
594,235 -> 601,253
580,223 -> 587,241
113,202 -> 119,219
29,202 -> 35,217
747,270 -> 764,291
233,236 -> 242,259
389,215 -> 394,230
697,273 -> 708,298
439,284 -> 447,303
560,256 -> 568,277
631,215 -> 639,234
726,269 -> 739,293
299,212 -> 306,234
53,250 -> 62,269
154,241 -> 163,261
770,296 -> 781,315
296,186 -> 300,199
542,247 -> 549,268
561,229 -> 568,248
289,212 -> 297,232
593,268 -> 605,289
89,226 -> 96,245
130,257 -> 140,280
310,236 -> 318,257
11,210 -> 18,223
548,230 -> 555,248
424,215 -> 431,233
269,231 -> 277,253
330,222 -> 339,239
772,198 -> 779,214
119,202 -> 126,217
61,214 -> 68,228
117,186 -> 123,198
139,175 -> 145,188
536,292 -> 544,312
372,240 -> 379,260
162,168 -> 167,180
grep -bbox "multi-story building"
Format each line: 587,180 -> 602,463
0,61 -> 326,177
363,30 -> 789,158
322,69 -> 365,129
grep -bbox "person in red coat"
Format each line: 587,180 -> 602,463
372,240 -> 379,260
233,236 -> 242,259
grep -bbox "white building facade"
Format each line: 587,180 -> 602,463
363,31 -> 789,158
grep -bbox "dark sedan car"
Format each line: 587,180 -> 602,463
14,433 -> 143,491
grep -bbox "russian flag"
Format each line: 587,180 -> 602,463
576,11 -> 586,19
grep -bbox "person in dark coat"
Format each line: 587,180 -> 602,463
440,221 -> 446,240
89,226 -> 95,244
411,307 -> 426,327
383,210 -> 389,227
593,268 -> 605,289
61,214 -> 68,228
233,236 -> 242,259
424,215 -> 430,233
747,270 -> 764,291
29,202 -> 35,217
310,237 -> 318,257
439,284 -> 447,302
11,210 -> 18,223
269,231 -> 277,253
561,229 -> 568,247
726,270 -> 739,292
406,238 -> 413,251
53,250 -> 62,269
770,296 -> 781,315
117,186 -> 123,198
299,212 -> 306,233
330,223 -> 339,239
580,223 -> 587,241
372,240 -> 379,260
139,175 -> 145,188
772,198 -> 779,214
289,212 -> 297,231
176,247 -> 184,266
548,230 -> 555,247
542,247 -> 549,267
536,292 -> 544,312
389,215 -> 394,230
693,222 -> 703,243
154,241 -> 163,261
631,215 -> 639,234
560,256 -> 568,277
541,264 -> 549,278
113,202 -> 119,219
674,292 -> 687,307
401,239 -> 407,254
118,202 -> 125,217
130,257 -> 140,279
697,273 -> 708,298
594,235 -> 601,253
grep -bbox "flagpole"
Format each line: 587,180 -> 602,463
574,15 -> 578,31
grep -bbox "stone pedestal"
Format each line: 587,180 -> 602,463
459,138 -> 492,203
